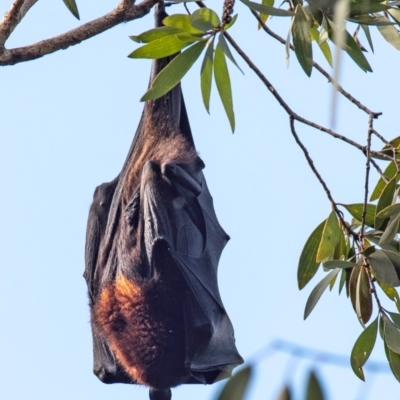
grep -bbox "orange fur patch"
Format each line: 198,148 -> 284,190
94,274 -> 187,389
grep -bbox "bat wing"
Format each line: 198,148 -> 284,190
141,162 -> 243,384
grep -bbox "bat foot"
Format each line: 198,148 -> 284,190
149,388 -> 171,400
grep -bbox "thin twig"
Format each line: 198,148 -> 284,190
289,117 -> 356,236
360,115 -> 373,238
223,32 -> 392,162
0,0 -> 158,66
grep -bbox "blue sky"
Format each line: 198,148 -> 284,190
1,1 -> 400,399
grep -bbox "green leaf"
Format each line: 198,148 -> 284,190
349,2 -> 390,16
258,0 -> 274,27
298,220 -> 325,289
305,370 -> 325,400
377,17 -> 400,50
385,341 -> 400,382
385,315 -> 400,354
276,386 -> 291,400
376,204 -> 400,219
200,38 -> 214,113
338,266 -> 349,295
368,250 -> 400,287
380,214 -> 400,245
356,266 -> 373,325
141,41 -> 207,101
163,14 -> 204,34
310,27 -> 332,67
62,0 -> 80,19
375,176 -> 397,230
349,264 -> 362,313
388,8 -> 400,25
128,34 -> 199,59
361,24 -> 374,53
323,260 -> 357,269
342,203 -> 376,228
214,44 -> 235,132
292,5 -> 313,76
378,280 -> 400,311
225,14 -> 239,30
350,316 -> 378,381
216,366 -> 253,400
304,268 -> 341,319
190,8 -> 220,31
240,0 -> 294,16
218,34 -> 244,74
389,312 -> 400,329
130,27 -> 185,44
344,30 -> 372,72
371,162 -> 399,201
316,211 -> 341,263
381,250 -> 400,279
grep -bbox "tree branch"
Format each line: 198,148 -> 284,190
0,0 -> 158,66
0,0 -> 26,48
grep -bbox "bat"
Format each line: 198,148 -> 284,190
84,4 -> 243,399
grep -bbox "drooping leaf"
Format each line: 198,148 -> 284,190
380,214 -> 400,244
378,280 -> 400,312
377,16 -> 400,50
214,44 -> 235,132
200,39 -> 214,113
316,211 -> 341,263
163,14 -> 204,34
218,34 -> 244,73
298,220 -> 325,289
141,41 -> 207,101
258,0 -> 275,27
343,29 -> 372,72
240,0 -> 294,16
361,24 -> 374,53
370,161 -> 398,201
128,34 -> 199,59
355,266 -> 373,325
389,312 -> 400,329
385,341 -> 400,382
319,15 -> 329,44
375,176 -> 397,230
349,264 -> 362,313
305,370 -> 325,400
190,8 -> 220,31
384,315 -> 400,354
342,203 -> 376,228
350,316 -> 378,381
62,0 -> 80,19
130,27 -> 185,44
310,27 -> 332,67
368,249 -> 400,287
304,268 -> 341,319
216,366 -> 253,400
292,4 -> 313,76
389,8 -> 400,25
381,250 -> 400,281
323,260 -> 357,269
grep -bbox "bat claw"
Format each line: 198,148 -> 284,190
149,388 -> 171,400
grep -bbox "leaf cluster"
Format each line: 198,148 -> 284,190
128,9 -> 241,132
298,136 -> 400,381
242,0 -> 400,75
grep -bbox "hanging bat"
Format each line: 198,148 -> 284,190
84,3 -> 243,399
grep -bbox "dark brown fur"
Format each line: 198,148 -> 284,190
93,115 -> 200,389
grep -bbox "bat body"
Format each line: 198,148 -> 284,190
84,4 -> 243,397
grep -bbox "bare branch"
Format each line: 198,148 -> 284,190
0,0 -> 26,48
0,0 -> 158,66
